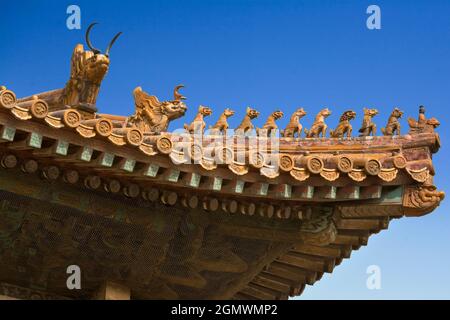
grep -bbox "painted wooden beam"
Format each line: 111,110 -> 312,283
337,186 -> 360,200
33,140 -> 69,157
182,172 -> 201,188
359,185 -> 382,199
293,186 -> 314,200
8,132 -> 42,150
0,126 -> 16,142
316,186 -> 337,200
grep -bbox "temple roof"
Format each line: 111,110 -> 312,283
0,33 -> 444,300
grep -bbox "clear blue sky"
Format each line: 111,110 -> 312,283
1,0 -> 449,299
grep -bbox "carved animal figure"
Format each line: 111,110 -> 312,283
408,117 -> 440,134
184,105 -> 213,134
281,108 -> 307,138
358,108 -> 378,137
235,107 -> 260,134
209,108 -> 235,134
408,106 -> 440,134
256,110 -> 284,137
62,23 -> 122,108
419,185 -> 445,204
127,85 -> 187,134
304,108 -> 331,138
330,110 -> 356,138
381,108 -> 403,136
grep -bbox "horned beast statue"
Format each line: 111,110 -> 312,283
127,85 -> 187,134
61,23 -> 122,112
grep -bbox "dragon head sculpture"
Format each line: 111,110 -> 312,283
246,106 -> 260,119
391,107 -> 404,119
128,85 -> 187,134
340,110 -> 357,122
363,108 -> 378,118
198,105 -> 213,117
271,110 -> 284,120
293,108 -> 307,119
223,108 -> 235,118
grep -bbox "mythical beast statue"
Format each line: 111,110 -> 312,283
62,23 -> 122,112
127,85 -> 187,134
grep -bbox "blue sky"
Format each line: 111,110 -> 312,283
1,0 -> 449,299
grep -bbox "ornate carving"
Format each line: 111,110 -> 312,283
358,108 -> 378,137
156,136 -> 173,154
365,159 -> 382,176
250,152 -> 266,169
393,155 -> 407,169
200,158 -> 217,171
216,147 -> 233,164
304,108 -> 331,138
256,110 -> 283,137
125,128 -> 144,146
95,118 -> 113,137
0,86 -> 17,109
61,23 -> 122,112
189,144 -> 203,162
378,168 -> 398,182
320,168 -> 340,181
403,184 -> 445,216
127,86 -> 187,134
228,162 -> 249,175
279,154 -> 294,172
281,108 -> 307,138
330,110 -> 356,138
184,105 -> 212,134
30,100 -> 49,119
336,156 -> 353,173
209,108 -> 234,134
406,167 -> 430,183
235,107 -> 259,134
62,109 -> 82,128
408,105 -> 440,134
348,169 -> 367,182
290,167 -> 310,181
304,156 -> 324,174
260,165 -> 279,178
381,107 -> 403,136
299,208 -> 336,246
